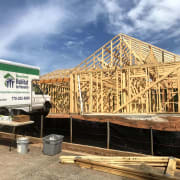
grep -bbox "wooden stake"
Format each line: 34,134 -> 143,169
40,115 -> 44,138
70,116 -> 72,143
107,121 -> 110,149
150,127 -> 154,156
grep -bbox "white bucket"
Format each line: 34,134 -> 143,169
16,137 -> 29,154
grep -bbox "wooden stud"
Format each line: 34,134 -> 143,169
101,71 -> 103,113
116,70 -> 119,111
178,69 -> 180,112
70,74 -> 74,113
96,72 -> 99,112
89,72 -> 93,112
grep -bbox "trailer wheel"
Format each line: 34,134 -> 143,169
0,108 -> 9,116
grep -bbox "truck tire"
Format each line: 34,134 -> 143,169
11,109 -> 26,116
0,108 -> 9,116
43,102 -> 51,116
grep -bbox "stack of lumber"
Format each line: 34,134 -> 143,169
13,115 -> 30,122
59,156 -> 180,179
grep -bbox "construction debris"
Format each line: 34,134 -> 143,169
59,155 -> 180,179
75,158 -> 178,180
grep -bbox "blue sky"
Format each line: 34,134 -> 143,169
0,0 -> 180,75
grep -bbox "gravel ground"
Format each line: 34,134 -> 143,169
0,143 -> 130,180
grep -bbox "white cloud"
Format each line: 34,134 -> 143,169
65,40 -> 84,48
139,0 -> 180,31
86,35 -> 94,40
102,0 -> 122,14
101,0 -> 180,38
0,1 -> 66,56
128,0 -> 155,20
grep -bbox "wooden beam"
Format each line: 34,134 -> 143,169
75,158 -> 179,180
111,40 -> 113,67
40,78 -> 70,84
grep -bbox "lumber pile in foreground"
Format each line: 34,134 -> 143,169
59,156 -> 180,179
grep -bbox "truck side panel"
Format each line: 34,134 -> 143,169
0,64 -> 39,108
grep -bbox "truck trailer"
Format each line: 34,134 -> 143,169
0,59 -> 51,116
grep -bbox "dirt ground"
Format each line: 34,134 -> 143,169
0,143 -> 130,180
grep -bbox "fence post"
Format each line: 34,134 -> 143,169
150,127 -> 154,155
40,115 -> 44,138
70,116 -> 72,143
107,121 -> 110,149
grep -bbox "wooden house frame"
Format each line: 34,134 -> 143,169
40,34 -> 180,115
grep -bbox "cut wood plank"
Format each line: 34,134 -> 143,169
77,161 -> 146,180
165,157 -> 177,176
59,155 -> 170,168
60,155 -> 169,161
75,158 -> 178,180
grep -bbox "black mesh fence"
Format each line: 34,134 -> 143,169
44,118 -> 107,148
110,123 -> 151,154
2,115 -> 180,157
43,118 -> 180,157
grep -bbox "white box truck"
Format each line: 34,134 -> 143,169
0,59 -> 51,116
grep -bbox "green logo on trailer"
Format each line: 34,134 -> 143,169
4,73 -> 15,88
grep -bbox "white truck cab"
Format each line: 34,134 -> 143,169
31,83 -> 51,115
0,59 -> 51,116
